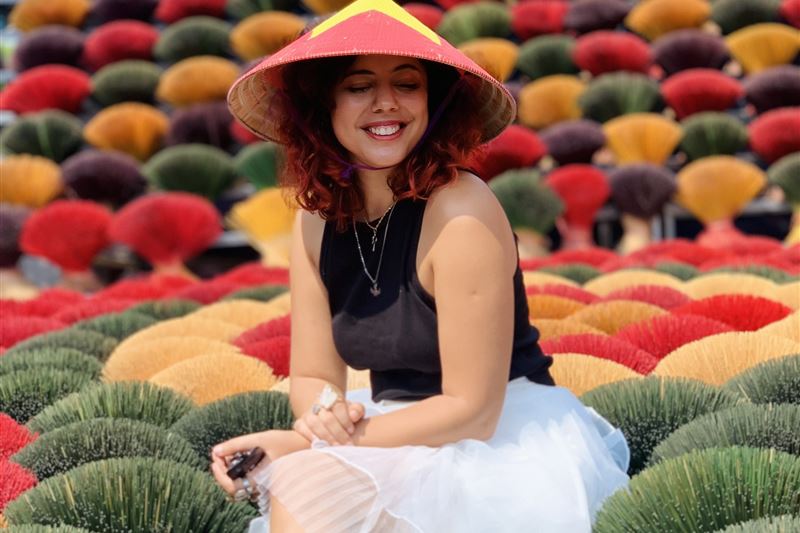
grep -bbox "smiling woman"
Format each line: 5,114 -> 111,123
271,52 -> 485,231
217,0 -> 631,531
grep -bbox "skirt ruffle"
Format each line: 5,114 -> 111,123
247,378 -> 630,533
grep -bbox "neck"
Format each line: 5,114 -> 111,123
356,169 -> 396,221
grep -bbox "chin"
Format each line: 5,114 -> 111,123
358,149 -> 412,169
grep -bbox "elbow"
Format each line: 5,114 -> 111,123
471,407 -> 502,441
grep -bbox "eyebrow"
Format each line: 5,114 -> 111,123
342,64 -> 421,79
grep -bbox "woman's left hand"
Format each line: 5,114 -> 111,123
209,429 -> 310,499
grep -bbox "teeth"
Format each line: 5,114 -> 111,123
368,124 -> 401,136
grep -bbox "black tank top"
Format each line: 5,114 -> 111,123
320,197 -> 555,402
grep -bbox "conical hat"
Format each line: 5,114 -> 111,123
227,0 -> 516,144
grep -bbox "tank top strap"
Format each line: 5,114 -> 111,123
402,199 -> 427,284
319,215 -> 336,289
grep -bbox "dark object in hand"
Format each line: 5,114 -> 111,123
226,447 -> 266,480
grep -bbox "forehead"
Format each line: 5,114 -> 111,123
346,54 -> 424,74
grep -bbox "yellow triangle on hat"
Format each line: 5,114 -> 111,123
310,0 -> 441,45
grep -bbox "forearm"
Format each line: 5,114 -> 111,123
350,394 -> 496,448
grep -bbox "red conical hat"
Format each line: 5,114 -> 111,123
226,0 -> 516,144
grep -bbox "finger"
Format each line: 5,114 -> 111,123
292,418 -> 315,443
212,434 -> 259,459
348,402 -> 366,422
210,461 -> 237,495
319,409 -> 352,444
330,402 -> 355,435
305,413 -> 340,445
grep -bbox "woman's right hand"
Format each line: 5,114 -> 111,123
292,399 -> 366,446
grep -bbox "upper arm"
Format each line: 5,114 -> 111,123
427,173 -> 518,433
288,210 -> 347,389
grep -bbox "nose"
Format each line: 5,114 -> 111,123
371,82 -> 399,113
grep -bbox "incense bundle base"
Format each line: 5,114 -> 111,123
253,236 -> 292,268
696,219 -> 746,250
515,229 -> 551,259
557,221 -> 594,250
618,214 -> 653,255
786,206 -> 800,245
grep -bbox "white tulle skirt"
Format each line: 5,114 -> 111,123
247,377 -> 630,533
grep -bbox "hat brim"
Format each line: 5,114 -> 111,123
226,5 -> 516,145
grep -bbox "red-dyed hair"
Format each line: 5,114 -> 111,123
272,55 -> 487,231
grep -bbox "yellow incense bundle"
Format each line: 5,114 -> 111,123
684,273 -> 778,299
758,311 -> 800,344
654,332 -> 800,385
103,337 -> 243,382
226,188 -> 297,267
570,300 -> 667,335
602,113 -> 682,165
583,270 -> 684,297
533,318 -> 607,342
149,351 -> 277,405
190,299 -> 290,329
549,353 -> 641,396
114,316 -> 245,354
518,75 -> 585,129
458,38 -> 519,82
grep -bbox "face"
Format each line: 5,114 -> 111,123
331,55 -> 429,171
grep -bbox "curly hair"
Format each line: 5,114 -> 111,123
271,56 -> 488,231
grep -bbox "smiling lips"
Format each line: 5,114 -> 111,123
363,121 -> 405,140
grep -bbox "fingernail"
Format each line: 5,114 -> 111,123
350,410 -> 358,417
212,446 -> 220,455
348,427 -> 354,434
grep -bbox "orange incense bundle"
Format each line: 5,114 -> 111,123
545,164 -> 610,249
540,333 -> 658,373
615,314 -> 734,360
19,199 -> 113,291
108,192 -> 221,277
673,294 -> 793,331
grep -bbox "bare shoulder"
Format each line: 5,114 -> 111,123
424,170 -> 516,269
297,209 -> 327,268
426,170 -> 511,236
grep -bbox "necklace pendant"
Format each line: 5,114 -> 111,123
370,233 -> 378,252
370,284 -> 381,297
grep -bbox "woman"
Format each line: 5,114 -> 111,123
211,0 -> 630,531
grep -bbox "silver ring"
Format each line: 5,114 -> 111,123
233,483 -> 249,503
311,403 -> 322,415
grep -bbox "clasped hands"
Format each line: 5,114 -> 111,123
209,396 -> 366,500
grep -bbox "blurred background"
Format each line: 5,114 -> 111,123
0,0 -> 798,292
